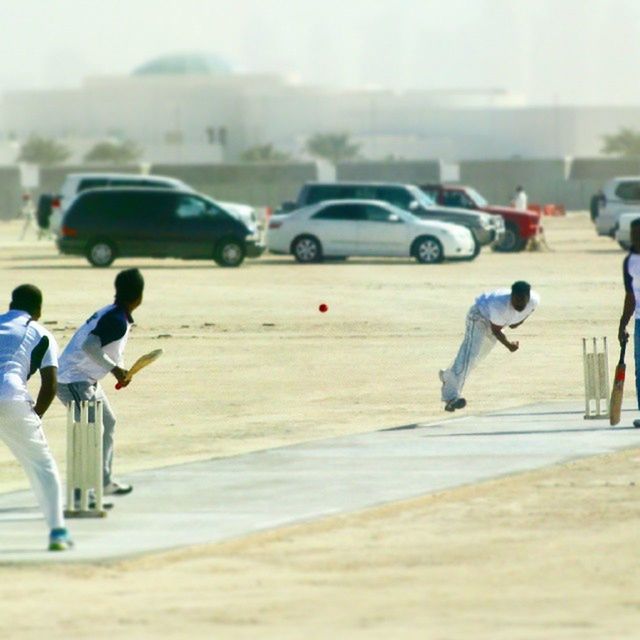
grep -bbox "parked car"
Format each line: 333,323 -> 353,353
592,177 -> 640,238
277,181 -> 504,256
44,172 -> 258,235
57,188 -> 264,267
267,200 -> 476,264
614,212 -> 640,250
420,184 -> 541,252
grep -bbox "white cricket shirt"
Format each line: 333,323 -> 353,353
58,303 -> 133,384
474,288 -> 540,327
623,251 -> 640,318
0,309 -> 58,403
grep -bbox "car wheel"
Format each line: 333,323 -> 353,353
214,238 -> 245,267
493,223 -> 525,252
86,239 -> 116,267
292,235 -> 323,263
414,236 -> 444,264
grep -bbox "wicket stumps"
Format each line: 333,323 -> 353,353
583,337 -> 610,420
64,400 -> 107,518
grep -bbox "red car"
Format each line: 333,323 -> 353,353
421,184 -> 541,252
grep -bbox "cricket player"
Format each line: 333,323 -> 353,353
617,218 -> 640,428
0,285 -> 72,551
57,268 -> 144,497
439,281 -> 540,412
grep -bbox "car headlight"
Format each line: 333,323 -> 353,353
480,215 -> 493,228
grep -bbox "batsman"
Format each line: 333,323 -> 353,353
617,218 -> 640,428
56,269 -> 144,498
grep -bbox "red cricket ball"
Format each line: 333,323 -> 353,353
319,303 -> 328,313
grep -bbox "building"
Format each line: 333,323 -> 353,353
1,52 -> 639,163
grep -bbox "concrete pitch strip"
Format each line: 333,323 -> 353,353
1,401 -> 639,564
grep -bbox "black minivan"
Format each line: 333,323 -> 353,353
57,188 -> 264,267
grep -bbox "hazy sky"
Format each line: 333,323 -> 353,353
1,0 -> 638,105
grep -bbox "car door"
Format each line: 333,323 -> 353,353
121,192 -> 177,256
357,203 -> 409,256
309,203 -> 364,255
161,194 -> 226,258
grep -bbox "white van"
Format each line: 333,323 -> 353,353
49,173 -> 192,235
594,177 -> 640,237
47,172 -> 257,235
614,212 -> 640,250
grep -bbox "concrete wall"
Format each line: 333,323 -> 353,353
151,162 -> 317,207
459,159 -> 569,206
336,160 -> 440,183
0,166 -> 22,220
569,157 -> 640,180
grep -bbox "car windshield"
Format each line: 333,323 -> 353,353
407,186 -> 435,207
465,187 -> 488,207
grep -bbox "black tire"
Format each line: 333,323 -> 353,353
292,235 -> 323,263
214,238 -> 245,267
413,236 -> 444,264
86,239 -> 116,267
493,222 -> 526,252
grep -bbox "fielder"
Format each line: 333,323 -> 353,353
439,281 -> 540,412
0,285 -> 72,551
57,268 -> 144,498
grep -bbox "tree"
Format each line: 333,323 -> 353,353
305,132 -> 360,164
84,140 -> 142,163
240,143 -> 290,163
18,135 -> 70,166
601,127 -> 640,157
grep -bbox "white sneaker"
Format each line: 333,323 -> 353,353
104,481 -> 133,496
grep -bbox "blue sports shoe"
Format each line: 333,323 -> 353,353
48,527 -> 74,552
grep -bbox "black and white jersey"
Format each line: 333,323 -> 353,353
58,304 -> 133,384
0,309 -> 58,403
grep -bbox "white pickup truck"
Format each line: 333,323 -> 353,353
614,212 -> 640,250
593,176 -> 640,240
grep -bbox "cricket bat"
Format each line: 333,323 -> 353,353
115,348 -> 164,390
609,339 -> 627,425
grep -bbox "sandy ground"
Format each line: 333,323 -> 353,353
0,214 -> 638,638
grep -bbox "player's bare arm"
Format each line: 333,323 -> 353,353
619,290 -> 635,345
33,366 -> 57,418
490,323 -> 519,352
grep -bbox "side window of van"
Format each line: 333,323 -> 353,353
175,196 -> 208,219
615,182 -> 640,202
78,178 -> 109,193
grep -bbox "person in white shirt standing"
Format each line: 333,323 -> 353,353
0,284 -> 72,551
511,185 -> 528,211
57,269 -> 144,500
439,281 -> 540,412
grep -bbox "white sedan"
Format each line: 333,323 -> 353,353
266,199 -> 476,263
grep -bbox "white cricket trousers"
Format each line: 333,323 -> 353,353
441,305 -> 497,402
0,400 -> 65,530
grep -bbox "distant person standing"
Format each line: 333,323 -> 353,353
56,269 -> 144,499
0,285 -> 72,551
511,185 -> 528,212
439,281 -> 540,412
